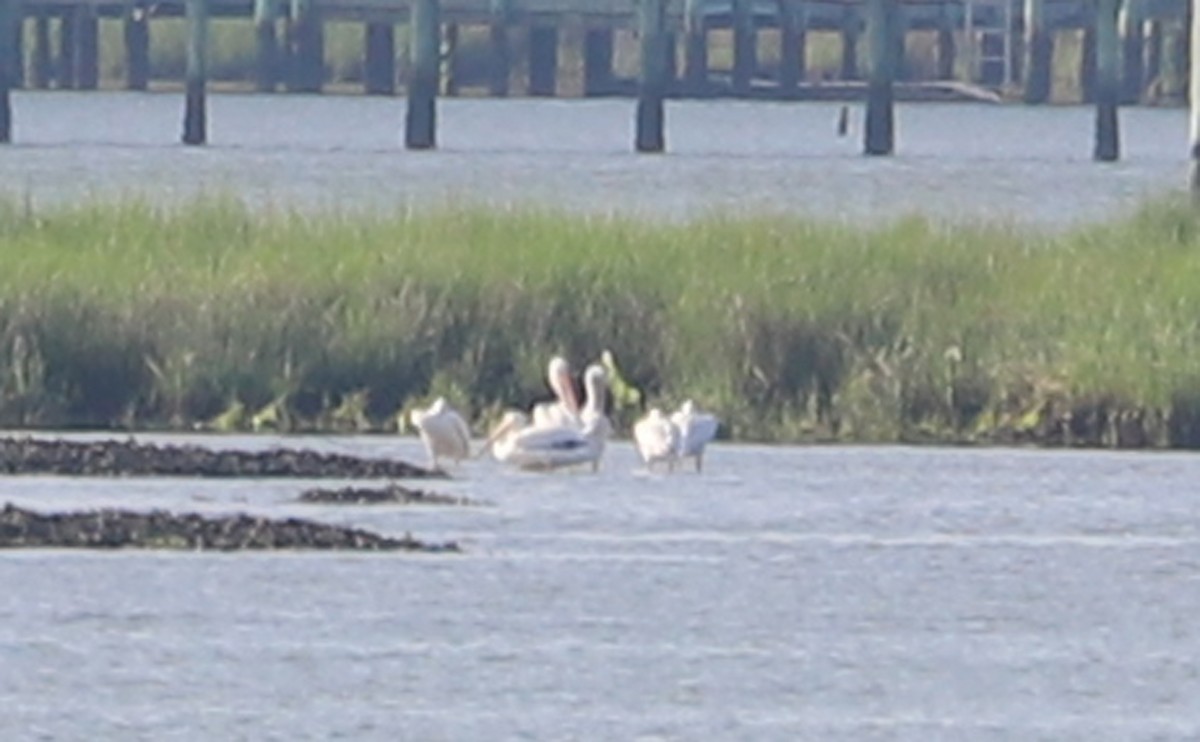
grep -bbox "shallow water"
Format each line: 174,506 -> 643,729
1,92 -> 1189,226
1,433 -> 1198,739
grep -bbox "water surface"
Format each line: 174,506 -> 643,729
0,434 -> 1198,739
2,92 -> 1188,226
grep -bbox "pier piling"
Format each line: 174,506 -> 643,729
405,0 -> 438,149
636,0 -> 666,152
528,26 -> 558,96
684,0 -> 708,95
31,13 -> 51,89
1119,0 -> 1144,103
59,11 -> 77,89
936,6 -> 955,79
1094,0 -> 1120,161
864,0 -> 895,155
1023,0 -> 1052,103
732,0 -> 755,94
778,0 -> 805,93
254,0 -> 279,92
0,0 -> 12,142
364,22 -> 395,95
77,6 -> 98,89
443,23 -> 460,96
125,3 -> 151,91
488,0 -> 511,96
182,0 -> 208,145
1189,0 -> 1200,190
288,0 -> 323,92
584,28 -> 614,96
841,8 -> 860,80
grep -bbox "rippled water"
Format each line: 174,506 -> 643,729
1,92 -> 1190,225
1,434 -> 1198,739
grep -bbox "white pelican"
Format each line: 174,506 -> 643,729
481,410 -> 609,472
632,407 -> 680,471
531,355 -> 581,429
408,397 -> 472,469
670,399 -> 719,472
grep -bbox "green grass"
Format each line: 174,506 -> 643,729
2,194 -> 1200,446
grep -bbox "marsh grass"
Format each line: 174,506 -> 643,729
2,194 -> 1200,445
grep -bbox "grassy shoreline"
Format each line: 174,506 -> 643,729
2,194 -> 1200,448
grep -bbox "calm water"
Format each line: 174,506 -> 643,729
0,91 -> 1191,225
1,434 -> 1199,739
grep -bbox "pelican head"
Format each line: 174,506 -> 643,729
547,356 -> 580,416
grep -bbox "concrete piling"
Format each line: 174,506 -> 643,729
636,0 -> 667,152
182,0 -> 208,145
405,0 -> 438,149
864,0 -> 896,155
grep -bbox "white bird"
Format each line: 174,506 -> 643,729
532,355 -> 581,429
408,397 -> 472,469
480,364 -> 612,472
633,407 -> 680,471
671,399 -> 719,472
481,409 -> 609,472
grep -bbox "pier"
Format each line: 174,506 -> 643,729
1,0 -> 1190,100
1,0 -> 1198,166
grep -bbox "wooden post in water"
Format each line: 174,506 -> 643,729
1189,0 -> 1200,190
1023,0 -> 1051,102
364,22 -> 395,95
683,0 -> 708,95
77,6 -> 99,90
254,0 -> 279,91
125,4 -> 151,91
0,0 -> 12,143
732,0 -> 754,95
1094,0 -> 1119,161
778,0 -> 805,94
405,0 -> 438,149
840,8 -> 860,80
32,14 -> 52,89
1118,0 -> 1144,104
636,0 -> 666,153
488,0 -> 511,97
528,26 -> 558,96
863,0 -> 894,156
584,28 -> 614,96
182,0 -> 207,145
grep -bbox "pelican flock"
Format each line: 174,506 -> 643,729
482,359 -> 612,472
408,353 -> 719,475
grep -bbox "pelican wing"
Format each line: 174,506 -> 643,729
503,424 -> 595,470
672,410 -> 719,457
634,411 -> 679,464
415,405 -> 472,461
